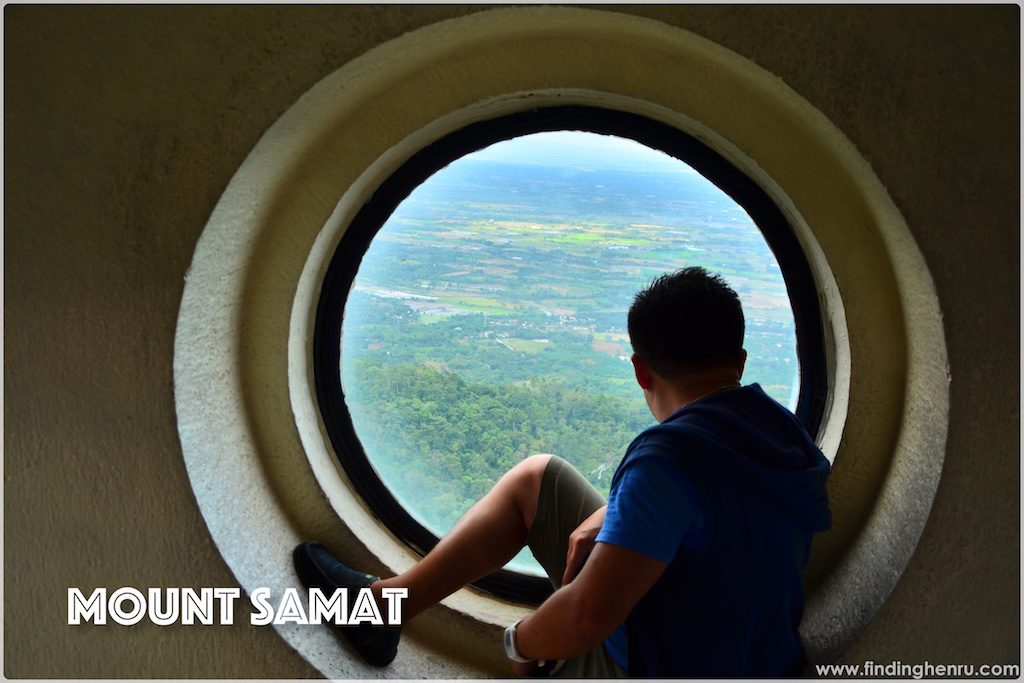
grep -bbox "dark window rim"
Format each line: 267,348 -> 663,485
313,105 -> 828,605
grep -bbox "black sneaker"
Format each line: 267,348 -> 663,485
292,541 -> 401,667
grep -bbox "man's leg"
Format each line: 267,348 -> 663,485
295,454 -> 622,675
380,453 -> 623,678
371,453 -> 552,620
521,456 -> 626,678
524,455 -> 606,589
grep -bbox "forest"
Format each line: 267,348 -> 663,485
346,359 -> 649,536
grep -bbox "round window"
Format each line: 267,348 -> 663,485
314,106 -> 826,603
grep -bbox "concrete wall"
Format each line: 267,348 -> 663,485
4,5 -> 1017,677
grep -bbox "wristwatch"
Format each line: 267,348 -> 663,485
503,619 -> 533,663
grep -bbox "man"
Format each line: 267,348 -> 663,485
294,266 -> 832,677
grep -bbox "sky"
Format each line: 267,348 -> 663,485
467,130 -> 698,174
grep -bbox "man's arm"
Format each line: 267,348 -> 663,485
513,540 -> 668,662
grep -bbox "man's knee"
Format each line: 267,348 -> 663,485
519,453 -> 553,476
505,453 -> 551,490
506,454 -> 553,526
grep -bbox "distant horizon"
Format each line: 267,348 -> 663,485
467,131 -> 699,174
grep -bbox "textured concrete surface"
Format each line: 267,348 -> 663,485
4,5 -> 1018,677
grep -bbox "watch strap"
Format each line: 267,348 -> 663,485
503,620 -> 533,663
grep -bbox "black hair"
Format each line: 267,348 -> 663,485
627,267 -> 745,379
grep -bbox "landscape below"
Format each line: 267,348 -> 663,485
340,146 -> 799,573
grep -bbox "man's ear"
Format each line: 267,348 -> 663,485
631,353 -> 653,391
737,349 -> 748,380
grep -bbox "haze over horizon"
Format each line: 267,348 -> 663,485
468,130 -> 698,174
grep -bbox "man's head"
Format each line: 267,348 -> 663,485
627,267 -> 746,381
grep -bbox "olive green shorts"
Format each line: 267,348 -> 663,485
523,455 -> 627,679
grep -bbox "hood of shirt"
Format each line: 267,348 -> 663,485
635,383 -> 832,534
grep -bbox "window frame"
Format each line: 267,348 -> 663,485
313,105 -> 827,604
